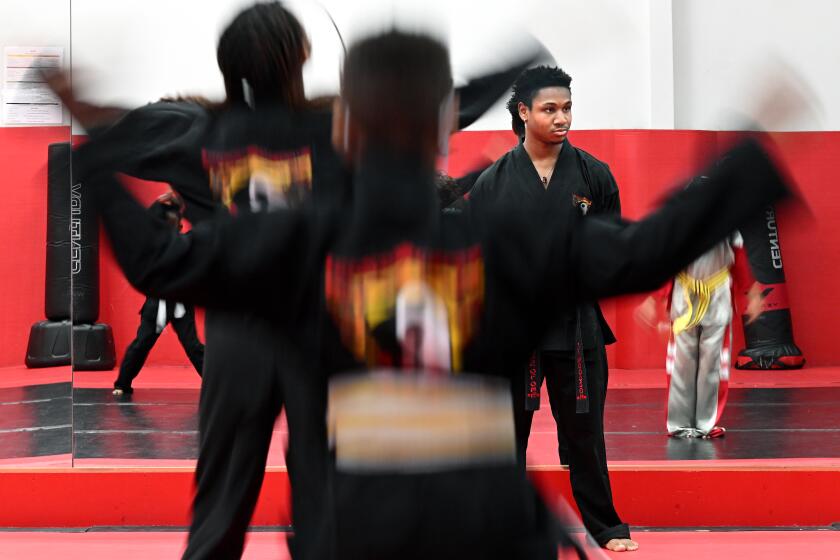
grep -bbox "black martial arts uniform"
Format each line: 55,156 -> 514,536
77,100 -> 344,560
115,296 -> 204,393
186,105 -> 345,560
114,200 -> 205,394
80,133 -> 791,559
469,139 -> 628,544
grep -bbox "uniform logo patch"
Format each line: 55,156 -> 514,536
324,243 -> 485,372
203,146 -> 312,211
572,194 -> 592,215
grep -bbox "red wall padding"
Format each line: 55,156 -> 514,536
0,128 -> 70,367
1,128 -> 836,368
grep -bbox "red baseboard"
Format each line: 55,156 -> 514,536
0,468 -> 289,527
2,464 -> 838,528
531,466 -> 840,527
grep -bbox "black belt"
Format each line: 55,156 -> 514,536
524,306 -> 590,414
573,306 -> 590,413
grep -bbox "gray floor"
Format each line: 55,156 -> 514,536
3,383 -> 840,461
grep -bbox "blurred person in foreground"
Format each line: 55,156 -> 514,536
76,28 -> 796,559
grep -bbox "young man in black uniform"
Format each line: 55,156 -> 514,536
113,193 -> 205,395
468,66 -> 633,551
78,30 -> 793,559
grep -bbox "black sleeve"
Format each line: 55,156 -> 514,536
90,170 -> 313,315
78,102 -> 207,178
586,158 -> 621,218
566,139 -> 790,300
600,165 -> 621,217
464,166 -> 498,223
454,165 -> 490,197
76,102 -> 215,222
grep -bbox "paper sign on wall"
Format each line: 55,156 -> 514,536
2,46 -> 64,125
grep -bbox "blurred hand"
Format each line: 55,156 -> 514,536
747,58 -> 822,133
42,69 -> 127,130
42,69 -> 72,103
635,295 -> 671,341
744,282 -> 765,325
634,296 -> 659,330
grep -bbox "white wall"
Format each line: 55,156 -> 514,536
464,0 -> 656,131
69,0 -> 655,132
70,0 -> 244,107
672,0 -> 838,131
0,0 -> 71,127
67,0 -> 839,132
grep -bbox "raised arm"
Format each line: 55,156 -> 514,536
568,139 -> 791,300
44,70 -> 129,130
72,101 -> 216,223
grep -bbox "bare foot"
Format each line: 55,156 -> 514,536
604,538 -> 639,552
112,388 -> 124,396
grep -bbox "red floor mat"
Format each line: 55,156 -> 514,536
1,530 -> 838,559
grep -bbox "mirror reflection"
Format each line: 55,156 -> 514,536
66,0 -> 305,468
0,0 -> 72,468
65,0 -> 354,469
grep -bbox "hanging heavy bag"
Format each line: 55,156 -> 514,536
735,204 -> 805,369
26,142 -> 116,369
26,143 -> 72,367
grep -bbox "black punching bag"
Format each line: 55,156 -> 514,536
45,143 -> 72,320
26,144 -> 72,367
26,142 -> 116,370
735,205 -> 805,369
71,146 -> 116,370
71,177 -> 99,324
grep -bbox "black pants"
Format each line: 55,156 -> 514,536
513,347 -> 629,546
328,466 -> 560,560
114,299 -> 204,391
182,309 -> 327,560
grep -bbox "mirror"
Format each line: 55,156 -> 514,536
66,0 -> 291,469
67,1 -> 211,467
66,0 -> 348,469
0,0 -> 72,467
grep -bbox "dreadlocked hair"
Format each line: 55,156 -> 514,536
217,2 -> 309,109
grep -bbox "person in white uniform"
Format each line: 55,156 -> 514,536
636,176 -> 764,438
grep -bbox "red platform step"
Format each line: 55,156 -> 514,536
2,461 -> 839,528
